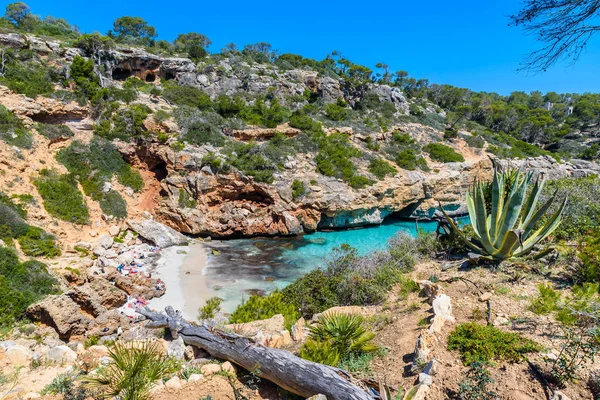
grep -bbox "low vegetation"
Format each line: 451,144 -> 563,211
0,104 -> 33,148
33,169 -> 89,224
229,291 -> 299,329
0,246 -> 60,326
423,142 -> 465,163
448,322 -> 541,364
198,296 -> 222,321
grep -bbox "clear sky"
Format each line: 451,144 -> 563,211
7,0 -> 600,95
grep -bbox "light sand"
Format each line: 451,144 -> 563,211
147,241 -> 209,321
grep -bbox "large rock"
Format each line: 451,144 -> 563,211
432,294 -> 454,322
127,219 -> 189,248
167,336 -> 186,360
5,345 -> 31,367
44,345 -> 77,364
27,295 -> 92,340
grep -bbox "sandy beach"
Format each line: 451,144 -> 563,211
147,241 -> 209,321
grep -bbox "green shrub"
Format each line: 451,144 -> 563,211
33,169 -> 89,224
291,179 -> 306,200
240,97 -> 289,128
99,191 -> 128,219
183,121 -> 225,147
299,313 -> 378,366
448,323 -> 541,364
198,297 -> 222,321
36,123 -> 74,140
394,149 -> 428,171
577,231 -> 600,287
0,53 -> 55,98
229,291 -> 298,329
214,95 -> 246,118
94,104 -> 151,141
0,247 -> 60,326
70,55 -> 100,100
368,158 -> 396,180
57,137 -> 144,202
201,152 -> 226,172
0,104 -> 33,148
177,190 -> 197,209
314,133 -> 371,189
289,111 -> 322,133
423,143 -> 465,163
152,110 -> 170,123
162,83 -> 212,110
225,141 -> 275,183
18,226 -> 61,258
324,102 -> 348,121
529,284 -> 561,314
0,192 -> 27,218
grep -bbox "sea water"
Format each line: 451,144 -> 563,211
202,217 -> 459,312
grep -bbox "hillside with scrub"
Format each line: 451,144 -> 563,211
0,2 -> 599,400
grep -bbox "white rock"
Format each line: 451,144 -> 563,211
418,372 -> 433,386
493,316 -> 509,326
478,292 -> 493,302
102,182 -> 112,193
5,345 -> 32,366
109,226 -> 121,237
97,235 -> 114,249
75,241 -> 92,250
188,373 -> 203,382
89,230 -> 98,237
165,376 -> 182,389
44,345 -> 77,364
432,294 -> 455,322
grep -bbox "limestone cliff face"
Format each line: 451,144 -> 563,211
122,137 -> 493,238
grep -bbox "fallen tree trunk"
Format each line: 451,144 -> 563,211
138,306 -> 374,400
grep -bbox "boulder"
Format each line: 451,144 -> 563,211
27,295 -> 92,340
225,314 -> 285,336
97,234 -> 114,249
5,345 -> 31,366
291,317 -> 305,341
200,363 -> 221,375
221,361 -> 235,373
188,373 -> 203,382
44,345 -> 77,364
127,219 -> 188,248
164,376 -> 182,390
109,226 -> 121,236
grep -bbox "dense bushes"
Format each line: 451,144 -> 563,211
0,247 -> 60,326
240,97 -> 289,128
368,158 -> 396,179
162,83 -> 212,110
448,323 -> 541,364
384,131 -> 429,171
541,175 -> 600,239
70,55 -> 100,100
33,169 -> 89,224
94,104 -> 151,141
314,133 -> 372,189
225,141 -> 276,183
0,104 -> 33,148
291,179 -> 306,200
57,138 -> 144,217
184,121 -> 226,147
423,143 -> 465,163
18,226 -> 61,257
228,291 -> 298,329
0,49 -> 56,98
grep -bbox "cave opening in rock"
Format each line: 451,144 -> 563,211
112,67 -> 133,81
151,161 -> 168,182
145,73 -> 156,82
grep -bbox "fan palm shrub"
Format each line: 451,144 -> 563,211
441,168 -> 566,260
299,313 -> 378,366
87,341 -> 179,400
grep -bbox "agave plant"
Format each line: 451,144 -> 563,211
441,168 -> 566,260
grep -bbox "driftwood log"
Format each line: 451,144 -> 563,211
138,306 -> 375,400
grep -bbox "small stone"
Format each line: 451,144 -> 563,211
541,352 -> 558,361
406,384 -> 430,400
23,393 -> 41,399
221,361 -> 235,373
418,372 -> 433,386
201,363 -> 221,375
306,396 -> 327,400
109,226 -> 121,237
281,330 -> 292,346
188,373 -> 203,382
478,292 -> 493,302
97,234 -> 114,249
167,336 -> 186,360
493,316 -> 509,326
309,185 -> 322,192
89,230 -> 98,237
165,376 -> 182,389
291,317 -> 305,341
184,345 -> 194,361
428,315 -> 445,333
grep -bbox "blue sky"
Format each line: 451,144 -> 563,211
7,0 -> 600,95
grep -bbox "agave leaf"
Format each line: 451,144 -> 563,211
490,170 -> 504,242
521,189 -> 559,239
519,174 -> 545,229
473,184 -> 497,255
515,197 -> 566,256
439,202 -> 484,253
491,230 -> 521,259
495,172 -> 528,247
465,190 -> 480,238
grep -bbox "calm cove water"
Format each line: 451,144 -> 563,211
200,217 -> 460,312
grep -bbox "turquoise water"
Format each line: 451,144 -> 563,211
201,217 -> 457,311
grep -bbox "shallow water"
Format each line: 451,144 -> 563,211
200,217 -> 463,312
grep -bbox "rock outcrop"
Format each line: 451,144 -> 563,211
127,219 -> 189,248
